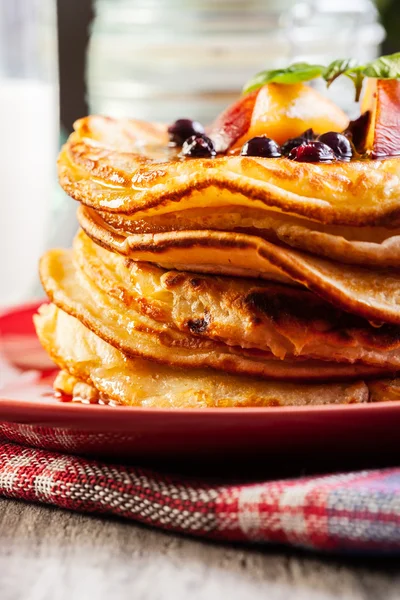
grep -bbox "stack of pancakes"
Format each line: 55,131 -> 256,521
34,116 -> 400,407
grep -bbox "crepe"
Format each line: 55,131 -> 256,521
34,302 -> 380,408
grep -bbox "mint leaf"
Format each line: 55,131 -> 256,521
243,53 -> 400,101
243,63 -> 324,94
362,52 -> 400,79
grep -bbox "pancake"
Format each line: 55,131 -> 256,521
34,303 -> 375,408
74,230 -> 400,369
59,116 -> 400,228
58,116 -> 400,274
43,93 -> 400,407
96,206 -> 400,268
59,115 -> 400,328
39,245 -> 392,380
79,206 -> 400,326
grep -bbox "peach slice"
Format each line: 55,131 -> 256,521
234,83 -> 349,149
207,90 -> 259,153
360,78 -> 400,158
208,83 -> 349,153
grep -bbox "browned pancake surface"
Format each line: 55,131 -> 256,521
59,115 -> 400,227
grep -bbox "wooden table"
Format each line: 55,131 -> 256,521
1,499 -> 399,600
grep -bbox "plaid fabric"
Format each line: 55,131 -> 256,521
0,439 -> 398,553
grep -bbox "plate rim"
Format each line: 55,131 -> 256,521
0,298 -> 46,320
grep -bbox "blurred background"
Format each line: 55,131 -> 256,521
0,0 -> 399,306
62,0 -> 397,130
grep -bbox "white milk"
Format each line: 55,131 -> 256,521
0,78 -> 58,307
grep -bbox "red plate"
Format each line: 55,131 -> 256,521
1,302 -> 400,466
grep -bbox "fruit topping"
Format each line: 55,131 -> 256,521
168,119 -> 205,146
207,90 -> 259,153
181,134 -> 216,158
281,128 -> 315,156
317,132 -> 353,161
208,83 -> 348,153
235,84 -> 348,149
360,78 -> 400,158
234,53 -> 400,160
288,141 -> 336,163
240,136 -> 281,158
344,112 -> 370,153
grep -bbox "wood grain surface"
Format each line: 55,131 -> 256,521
0,499 -> 399,600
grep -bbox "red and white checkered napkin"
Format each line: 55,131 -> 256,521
0,440 -> 398,554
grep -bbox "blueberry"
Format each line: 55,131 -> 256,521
344,112 -> 370,153
181,134 -> 216,158
281,128 -> 315,156
168,119 -> 205,146
288,141 -> 336,163
241,136 -> 281,158
318,132 -> 353,161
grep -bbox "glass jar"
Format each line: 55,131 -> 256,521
87,0 -> 384,123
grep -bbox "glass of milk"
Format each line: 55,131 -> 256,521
0,0 -> 58,307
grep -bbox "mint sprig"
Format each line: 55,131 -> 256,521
324,54 -> 400,101
323,60 -> 364,101
323,59 -> 359,87
243,53 -> 400,102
